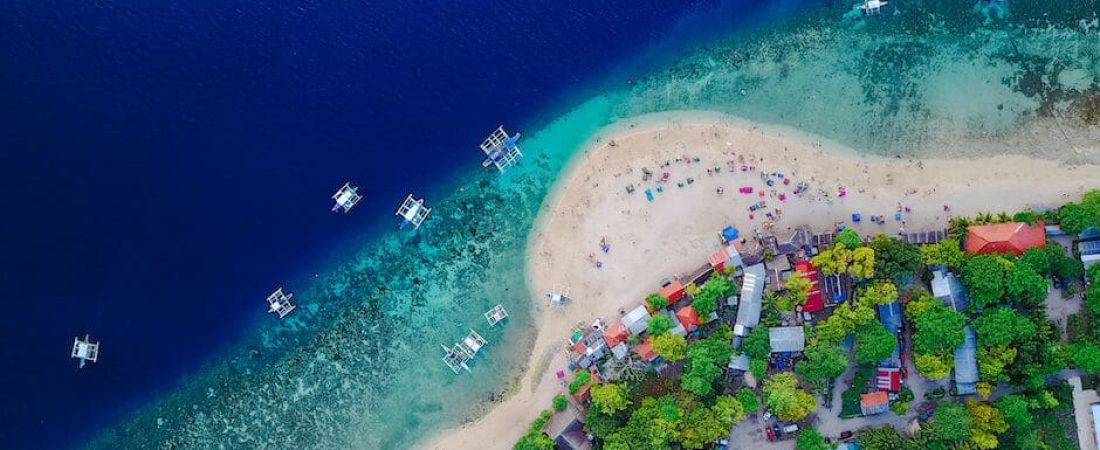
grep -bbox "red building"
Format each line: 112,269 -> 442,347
602,323 -> 628,349
964,222 -> 1046,255
659,280 -> 685,303
676,305 -> 701,331
793,260 -> 824,312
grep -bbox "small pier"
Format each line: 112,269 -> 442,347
479,126 -> 523,172
442,329 -> 488,374
331,182 -> 362,213
395,194 -> 431,229
266,288 -> 297,318
485,304 -> 508,327
71,334 -> 100,368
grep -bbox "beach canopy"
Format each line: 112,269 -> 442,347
964,221 -> 1046,255
852,213 -> 861,223
659,280 -> 685,303
722,226 -> 740,242
676,305 -> 701,331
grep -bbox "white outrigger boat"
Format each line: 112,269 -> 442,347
479,126 -> 523,172
442,329 -> 488,374
331,182 -> 362,213
395,194 -> 431,229
484,304 -> 508,327
71,334 -> 100,368
266,287 -> 297,318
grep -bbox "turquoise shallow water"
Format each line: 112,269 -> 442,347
87,2 -> 1099,449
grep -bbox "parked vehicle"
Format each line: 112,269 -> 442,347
782,423 -> 799,434
840,430 -> 853,440
773,423 -> 783,439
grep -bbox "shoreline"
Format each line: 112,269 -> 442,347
418,110 -> 1100,450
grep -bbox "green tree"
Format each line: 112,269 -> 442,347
859,282 -> 899,306
648,314 -> 675,336
813,244 -> 852,285
1071,342 -> 1100,372
714,395 -> 746,425
763,372 -> 816,421
1006,262 -> 1048,306
930,402 -> 971,442
914,352 -> 953,379
743,325 -> 772,360
651,333 -> 687,362
795,428 -> 829,450
677,406 -> 727,449
1058,201 -> 1096,234
869,233 -> 921,282
681,327 -> 734,396
514,410 -> 555,450
907,294 -> 966,356
921,238 -> 965,269
797,341 -> 849,384
645,293 -> 669,311
552,394 -> 568,411
997,395 -> 1039,450
977,345 -> 1017,381
962,255 -> 1010,308
1017,248 -> 1051,276
693,275 -> 735,318
567,371 -> 591,395
967,399 -> 1008,449
591,383 -> 630,415
837,229 -> 863,249
851,247 -> 876,279
855,323 -> 897,365
1088,282 -> 1100,315
777,271 -> 812,312
750,358 -> 766,380
972,307 -> 1036,346
1048,241 -> 1085,279
859,426 -> 909,450
735,388 -> 759,414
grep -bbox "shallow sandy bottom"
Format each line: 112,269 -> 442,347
420,111 -> 1100,449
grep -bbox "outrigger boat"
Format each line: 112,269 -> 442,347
71,334 -> 100,369
395,194 -> 431,229
331,182 -> 362,213
442,329 -> 488,374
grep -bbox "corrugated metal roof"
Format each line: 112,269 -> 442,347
954,326 -> 979,388
622,305 -> 651,335
769,326 -> 806,353
735,264 -> 766,336
1080,239 -> 1100,256
931,269 -> 969,313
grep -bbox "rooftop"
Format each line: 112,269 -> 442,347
965,221 -> 1046,255
769,326 -> 806,353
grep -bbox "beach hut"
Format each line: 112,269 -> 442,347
954,326 -> 979,395
665,311 -> 687,337
793,260 -> 824,312
768,326 -> 805,354
479,126 -> 523,172
484,304 -> 508,327
266,288 -> 297,319
860,391 -> 890,416
676,305 -> 701,332
708,248 -> 731,272
876,367 -> 901,392
395,194 -> 431,229
331,182 -> 362,213
734,264 -> 765,337
71,334 -> 100,369
572,330 -> 608,368
622,305 -> 652,336
658,279 -> 685,303
964,222 -> 1046,255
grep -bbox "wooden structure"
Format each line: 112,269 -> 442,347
485,304 -> 508,327
71,334 -> 100,368
395,194 -> 431,229
266,287 -> 297,318
442,329 -> 488,374
480,126 -> 523,172
331,182 -> 362,213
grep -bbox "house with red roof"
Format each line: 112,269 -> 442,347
793,260 -> 824,312
964,222 -> 1046,255
659,280 -> 685,303
860,391 -> 890,416
676,305 -> 701,332
635,338 -> 656,362
876,367 -> 901,392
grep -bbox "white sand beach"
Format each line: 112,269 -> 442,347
420,111 -> 1100,450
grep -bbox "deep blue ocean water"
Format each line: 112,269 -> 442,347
0,1 -> 827,448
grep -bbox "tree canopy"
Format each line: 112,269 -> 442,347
692,275 -> 733,317
796,340 -> 849,385
1057,190 -> 1100,234
591,383 -> 630,415
906,293 -> 966,356
869,233 -> 921,282
681,326 -> 733,396
929,401 -> 971,442
921,238 -> 965,269
648,314 -> 675,336
777,271 -> 811,312
763,372 -> 817,421
855,322 -> 897,365
645,293 -> 669,311
962,255 -> 1011,308
967,399 -> 1009,449
972,307 -> 1036,346
735,388 -> 759,414
1017,248 -> 1051,276
651,333 -> 687,362
836,229 -> 864,249
913,352 -> 953,380
742,325 -> 772,360
795,428 -> 829,450
1005,262 -> 1048,307
859,282 -> 899,306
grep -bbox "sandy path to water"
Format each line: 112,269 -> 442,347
420,111 -> 1100,450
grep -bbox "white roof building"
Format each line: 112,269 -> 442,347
769,326 -> 806,353
622,305 -> 652,336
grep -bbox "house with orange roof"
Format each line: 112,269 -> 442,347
860,391 -> 890,416
964,222 -> 1046,255
676,305 -> 701,332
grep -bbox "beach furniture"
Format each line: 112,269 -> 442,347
266,287 -> 297,319
395,194 -> 431,229
331,182 -> 362,213
71,334 -> 100,368
852,214 -> 861,223
644,189 -> 654,202
895,213 -> 902,221
479,126 -> 523,172
485,304 -> 508,327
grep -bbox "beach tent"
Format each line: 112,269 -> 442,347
676,305 -> 702,331
659,280 -> 685,303
622,306 -> 652,336
722,226 -> 740,243
964,222 -> 1046,255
